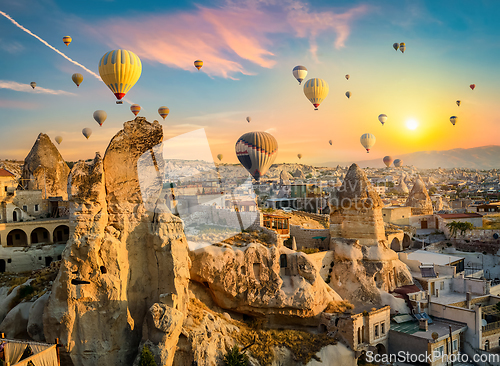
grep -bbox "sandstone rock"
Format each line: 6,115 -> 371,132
0,302 -> 32,338
293,169 -> 305,179
405,177 -> 433,215
22,133 -> 70,199
394,179 -> 409,194
190,244 -> 341,317
27,291 -> 50,341
0,283 -> 25,322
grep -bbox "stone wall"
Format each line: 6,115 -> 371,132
290,224 -> 330,250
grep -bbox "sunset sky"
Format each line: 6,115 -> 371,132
1,0 -> 500,165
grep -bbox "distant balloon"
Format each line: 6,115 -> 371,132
30,82 -> 36,89
383,156 -> 393,167
82,128 -> 92,139
378,114 -> 387,125
297,154 -> 302,159
55,136 -> 63,144
399,42 -> 406,53
394,159 -> 403,167
470,84 -> 476,90
194,60 -> 203,70
360,133 -> 376,153
246,116 -> 251,123
235,131 -> 278,181
456,100 -> 461,107
292,65 -> 308,85
304,78 -> 329,110
393,42 -> 399,51
130,104 -> 141,116
450,116 -> 457,126
329,140 -> 332,146
99,49 -> 142,103
72,73 -> 83,87
93,110 -> 107,126
345,74 -> 350,80
345,91 -> 351,99
217,154 -> 223,161
158,106 -> 170,120
63,36 -> 72,46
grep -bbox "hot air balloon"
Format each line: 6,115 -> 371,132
329,140 -> 332,146
345,91 -> 351,99
450,116 -> 457,126
360,133 -> 376,153
235,131 -> 278,181
292,66 -> 307,85
303,78 -> 329,110
130,104 -> 141,116
394,159 -> 403,167
378,114 -> 387,125
393,43 -> 399,51
194,60 -> 203,70
30,82 -> 36,89
63,36 -> 72,46
246,116 -> 251,123
55,136 -> 63,144
98,50 -> 142,104
158,106 -> 169,120
470,84 -> 476,90
217,154 -> 223,161
93,110 -> 107,126
399,43 -> 406,53
82,128 -> 92,139
297,154 -> 302,159
383,156 -> 393,168
345,74 -> 350,80
456,100 -> 461,107
72,73 -> 83,87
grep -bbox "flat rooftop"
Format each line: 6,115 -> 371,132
438,213 -> 483,219
407,250 -> 464,266
391,317 -> 467,341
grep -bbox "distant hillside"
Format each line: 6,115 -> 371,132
322,145 -> 500,169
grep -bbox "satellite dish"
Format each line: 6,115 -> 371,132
482,319 -> 487,327
494,233 -> 499,239
431,332 -> 439,340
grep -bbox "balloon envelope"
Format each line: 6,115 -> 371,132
345,74 -> 350,80
470,84 -> 476,90
360,133 -> 376,153
399,42 -> 406,53
82,128 -> 92,139
378,114 -> 387,125
235,131 -> 278,181
246,116 -> 251,123
55,136 -> 63,144
456,100 -> 461,107
450,116 -> 457,126
63,36 -> 72,46
394,159 -> 403,167
93,110 -> 107,126
158,106 -> 170,120
297,154 -> 302,159
393,42 -> 399,51
292,65 -> 307,85
329,140 -> 332,146
303,78 -> 329,110
217,154 -> 223,161
30,82 -> 36,89
383,156 -> 393,167
194,60 -> 203,70
345,91 -> 351,98
130,104 -> 141,116
99,50 -> 142,101
72,73 -> 83,87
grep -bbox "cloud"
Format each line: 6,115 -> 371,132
0,38 -> 24,54
0,80 -> 76,95
98,0 -> 369,78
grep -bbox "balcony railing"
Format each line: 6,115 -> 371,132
483,320 -> 500,332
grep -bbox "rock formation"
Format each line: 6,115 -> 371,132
43,118 -> 190,366
330,164 -> 386,246
293,168 -> 305,179
22,133 -> 70,199
190,244 -> 341,317
394,179 -> 409,194
405,177 -> 433,215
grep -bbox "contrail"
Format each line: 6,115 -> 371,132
0,9 -> 101,80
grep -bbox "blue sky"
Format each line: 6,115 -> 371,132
1,0 -> 500,164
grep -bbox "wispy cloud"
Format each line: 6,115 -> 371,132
99,0 -> 369,78
0,38 -> 24,54
0,80 -> 75,96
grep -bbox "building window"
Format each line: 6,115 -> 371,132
485,340 -> 490,351
435,346 -> 444,358
22,205 -> 28,212
453,339 -> 458,351
440,282 -> 444,290
374,325 -> 379,337
381,322 -> 385,334
34,204 -> 39,212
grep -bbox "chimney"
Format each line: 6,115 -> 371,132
419,318 -> 428,331
416,302 -> 421,314
466,292 -> 472,309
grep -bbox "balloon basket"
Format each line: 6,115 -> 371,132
116,101 -> 123,105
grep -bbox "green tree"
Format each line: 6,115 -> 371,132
223,345 -> 249,366
446,221 -> 474,238
139,345 -> 157,366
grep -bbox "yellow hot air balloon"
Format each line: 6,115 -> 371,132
63,36 -> 72,46
456,100 -> 461,107
303,78 -> 329,110
158,106 -> 170,120
297,154 -> 302,159
217,154 -> 223,161
30,82 -> 36,89
98,50 -> 142,104
55,136 -> 63,144
130,104 -> 141,116
72,73 -> 83,87
194,60 -> 203,70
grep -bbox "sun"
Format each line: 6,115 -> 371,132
406,119 -> 419,130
